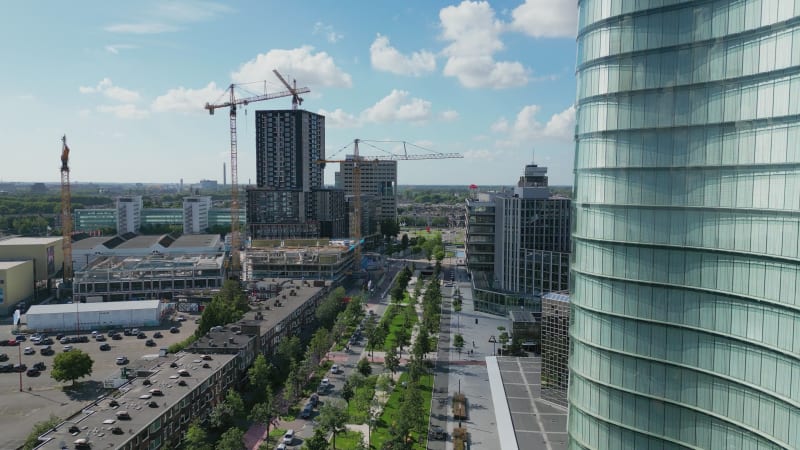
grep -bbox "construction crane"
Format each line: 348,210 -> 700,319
205,73 -> 310,277
60,135 -> 73,283
316,139 -> 463,272
272,69 -> 304,110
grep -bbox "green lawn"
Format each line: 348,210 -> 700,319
384,303 -> 417,352
347,376 -> 378,424
332,429 -> 366,449
370,372 -> 434,450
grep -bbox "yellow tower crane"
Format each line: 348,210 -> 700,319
316,139 -> 463,272
60,135 -> 73,283
205,73 -> 310,277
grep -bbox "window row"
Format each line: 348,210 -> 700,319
575,169 -> 800,210
571,307 -> 800,403
573,241 -> 800,306
576,122 -> 800,170
579,0 -> 798,34
576,73 -> 800,134
571,342 -> 798,447
569,407 -> 708,450
573,273 -> 800,356
569,370 -> 791,449
578,0 -> 797,64
574,206 -> 800,259
578,27 -> 800,98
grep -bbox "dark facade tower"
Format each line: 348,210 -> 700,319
255,110 -> 324,190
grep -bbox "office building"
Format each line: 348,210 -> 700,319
74,207 -> 244,233
255,110 -> 324,190
541,292 -> 569,409
336,156 -> 398,223
116,196 -> 142,235
465,164 -> 571,315
570,1 -> 800,448
182,196 -> 211,234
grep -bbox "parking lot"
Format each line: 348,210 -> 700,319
0,313 -> 200,449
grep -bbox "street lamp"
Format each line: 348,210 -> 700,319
488,335 -> 497,356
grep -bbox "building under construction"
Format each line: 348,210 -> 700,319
244,240 -> 355,282
72,254 -> 225,303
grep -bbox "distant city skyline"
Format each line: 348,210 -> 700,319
0,1 -> 578,186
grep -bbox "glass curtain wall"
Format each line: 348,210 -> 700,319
571,1 -> 800,448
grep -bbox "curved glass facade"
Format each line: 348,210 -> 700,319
571,1 -> 800,448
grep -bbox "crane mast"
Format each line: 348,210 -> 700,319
205,75 -> 310,278
60,136 -> 73,282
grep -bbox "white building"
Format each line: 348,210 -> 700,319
25,300 -> 162,332
183,196 -> 211,234
116,196 -> 142,235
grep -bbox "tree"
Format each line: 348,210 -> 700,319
23,414 -> 60,450
499,331 -> 510,348
453,334 -> 465,355
316,286 -> 346,328
400,233 -> 409,250
216,427 -> 245,450
318,399 -> 348,450
357,357 -> 372,377
184,421 -> 213,450
412,326 -> 431,360
380,219 -> 400,241
248,354 -> 272,399
210,390 -> 245,429
51,349 -> 93,385
384,347 -> 400,375
303,427 -> 329,450
342,378 -> 355,405
249,386 -> 276,447
308,328 -> 332,365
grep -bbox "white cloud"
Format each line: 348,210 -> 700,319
510,0 -> 578,38
361,90 -> 432,124
440,110 -> 459,122
231,46 -> 352,88
369,34 -> 436,77
96,104 -> 149,119
79,78 -> 141,103
105,44 -> 137,54
155,1 -> 233,22
313,22 -> 343,43
104,23 -> 179,34
151,82 -> 224,113
317,108 -> 359,128
439,1 -> 528,89
491,104 -> 575,141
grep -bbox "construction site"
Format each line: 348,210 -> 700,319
244,239 -> 355,283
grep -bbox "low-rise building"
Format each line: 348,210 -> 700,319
0,260 -> 34,315
245,241 -> 354,282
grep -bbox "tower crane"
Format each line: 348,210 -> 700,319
60,135 -> 73,284
316,139 -> 463,272
205,73 -> 310,277
272,69 -> 304,110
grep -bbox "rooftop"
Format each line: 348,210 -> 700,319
169,234 -> 222,249
115,235 -> 175,250
82,254 -> 224,273
26,300 -> 161,316
35,352 -> 236,450
0,260 -> 30,270
0,236 -> 62,246
72,236 -> 118,251
542,292 -> 570,303
509,310 -> 537,323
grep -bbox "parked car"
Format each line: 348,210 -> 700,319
30,336 -> 42,345
0,353 -> 7,362
331,364 -> 340,374
95,334 -> 106,342
176,316 -> 187,322
116,356 -> 129,365
33,362 -> 46,371
99,343 -> 111,351
40,338 -> 53,345
123,329 -> 133,336
145,339 -> 156,347
14,335 -> 26,342
169,327 -> 180,334
23,347 -> 35,355
111,333 -> 123,340
77,336 -> 90,343
429,425 -> 447,440
283,430 -> 294,445
26,368 -> 40,377
310,393 -> 319,407
153,332 -> 163,338
300,404 -> 313,419
0,363 -> 14,373
13,364 -> 27,372
40,346 -> 54,356
137,332 -> 147,339
59,337 -> 70,345
63,345 -> 73,352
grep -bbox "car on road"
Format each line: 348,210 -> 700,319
145,339 -> 156,347
300,403 -> 313,419
40,346 -> 54,356
169,327 -> 180,334
116,356 -> 129,365
99,343 -> 111,351
63,345 -> 73,352
331,364 -> 340,374
23,346 -> 35,355
429,425 -> 447,440
283,430 -> 294,445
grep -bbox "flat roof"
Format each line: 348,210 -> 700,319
26,300 -> 161,316
509,310 -> 536,323
0,260 -> 30,270
235,279 -> 328,338
170,234 -> 221,248
35,352 -> 236,450
0,236 -> 62,246
72,236 -> 117,251
542,292 -> 570,303
115,235 -> 173,250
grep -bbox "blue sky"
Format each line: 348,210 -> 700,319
0,1 -> 578,186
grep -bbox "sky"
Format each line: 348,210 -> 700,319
0,1 -> 579,187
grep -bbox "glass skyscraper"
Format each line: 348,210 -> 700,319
571,1 -> 800,448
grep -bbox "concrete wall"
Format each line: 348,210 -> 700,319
0,238 -> 64,282
0,261 -> 34,315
